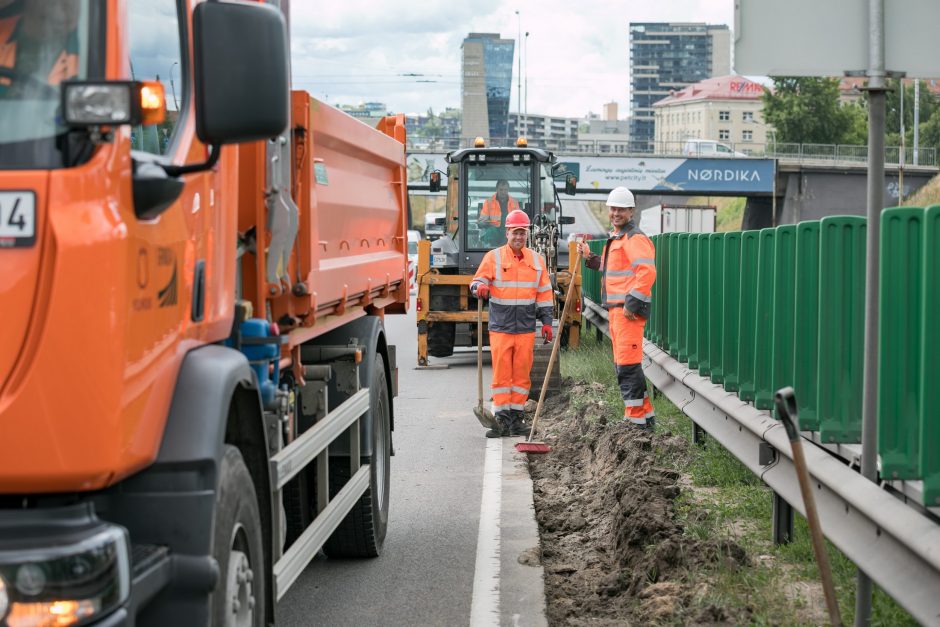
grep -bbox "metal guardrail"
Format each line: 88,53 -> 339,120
407,137 -> 938,166
580,299 -> 940,624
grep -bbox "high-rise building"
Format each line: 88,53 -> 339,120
629,22 -> 731,148
602,102 -> 619,122
461,33 -> 514,140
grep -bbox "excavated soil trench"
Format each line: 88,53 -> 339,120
526,382 -> 750,625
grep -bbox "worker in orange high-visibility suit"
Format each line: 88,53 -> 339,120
471,209 -> 554,438
579,187 -> 657,430
477,179 -> 520,228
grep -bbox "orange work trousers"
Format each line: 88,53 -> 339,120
489,331 -> 535,414
609,310 -> 655,425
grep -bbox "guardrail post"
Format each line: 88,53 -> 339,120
772,492 -> 794,545
692,422 -> 707,446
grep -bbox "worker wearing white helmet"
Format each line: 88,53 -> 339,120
471,210 -> 555,438
578,187 -> 658,430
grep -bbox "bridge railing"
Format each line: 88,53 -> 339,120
407,137 -> 937,166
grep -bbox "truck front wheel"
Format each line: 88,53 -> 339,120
211,445 -> 266,627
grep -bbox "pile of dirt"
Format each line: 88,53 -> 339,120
527,382 -> 750,625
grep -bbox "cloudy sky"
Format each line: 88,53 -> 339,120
289,0 -> 735,119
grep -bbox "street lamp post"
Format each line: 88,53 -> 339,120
169,61 -> 179,111
524,31 -> 529,118
515,9 -> 521,132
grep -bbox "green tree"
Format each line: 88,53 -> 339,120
762,77 -> 861,144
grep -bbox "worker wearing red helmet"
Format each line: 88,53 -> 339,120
470,209 -> 554,438
578,187 -> 657,430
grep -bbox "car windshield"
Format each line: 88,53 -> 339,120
0,0 -> 96,169
465,161 -> 533,251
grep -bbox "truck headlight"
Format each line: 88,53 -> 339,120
0,525 -> 129,627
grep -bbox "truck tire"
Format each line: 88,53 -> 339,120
427,322 -> 455,358
323,353 -> 391,557
211,445 -> 266,627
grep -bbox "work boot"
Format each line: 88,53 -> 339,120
508,410 -> 531,437
486,412 -> 512,438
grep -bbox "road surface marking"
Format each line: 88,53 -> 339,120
470,438 -> 502,626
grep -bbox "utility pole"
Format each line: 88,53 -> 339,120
515,9 -> 522,137
857,0 -> 886,623
914,79 -> 920,165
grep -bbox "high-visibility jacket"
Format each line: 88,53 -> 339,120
478,194 -> 519,227
586,220 -> 656,318
470,244 -> 553,334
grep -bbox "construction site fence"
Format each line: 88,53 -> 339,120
581,210 -> 940,508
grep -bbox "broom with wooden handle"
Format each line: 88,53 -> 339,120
516,248 -> 581,454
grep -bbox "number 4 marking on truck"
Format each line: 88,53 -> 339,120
7,198 -> 25,231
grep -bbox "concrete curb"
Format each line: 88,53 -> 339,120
500,439 -> 548,627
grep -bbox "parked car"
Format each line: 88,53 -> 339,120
683,139 -> 748,158
407,229 -> 421,292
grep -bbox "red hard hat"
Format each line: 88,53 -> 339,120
505,209 -> 530,229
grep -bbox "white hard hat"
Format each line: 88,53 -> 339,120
606,186 -> 635,208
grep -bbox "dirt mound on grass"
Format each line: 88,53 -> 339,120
528,382 -> 749,625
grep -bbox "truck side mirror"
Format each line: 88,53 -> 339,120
565,174 -> 577,196
559,216 -> 575,225
429,171 -> 442,193
193,1 -> 289,145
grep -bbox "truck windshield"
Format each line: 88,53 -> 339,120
465,162 -> 533,250
0,0 -> 96,170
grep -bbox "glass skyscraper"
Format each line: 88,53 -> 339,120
629,23 -> 731,148
462,33 -> 514,140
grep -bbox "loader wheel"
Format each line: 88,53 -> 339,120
324,354 -> 391,557
427,322 -> 455,358
530,341 -> 561,399
211,446 -> 266,627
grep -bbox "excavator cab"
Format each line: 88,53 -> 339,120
416,143 -> 581,377
432,146 -> 571,274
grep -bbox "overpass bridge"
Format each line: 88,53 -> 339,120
407,140 -> 939,229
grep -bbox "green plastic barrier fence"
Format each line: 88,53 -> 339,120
686,234 -> 700,368
699,233 -> 725,383
696,234 -> 712,375
793,221 -> 821,431
878,207 -> 923,479
737,230 -> 761,401
668,233 -> 680,357
676,234 -> 691,361
753,228 -> 777,410
720,232 -> 741,390
818,216 -> 866,443
921,205 -> 940,506
770,225 -> 797,412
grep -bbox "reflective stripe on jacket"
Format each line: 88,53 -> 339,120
598,220 -> 656,317
479,194 -> 520,227
470,245 -> 553,334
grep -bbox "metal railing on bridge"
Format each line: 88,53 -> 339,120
407,137 -> 937,167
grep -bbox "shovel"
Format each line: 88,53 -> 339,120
775,387 -> 843,627
473,297 -> 497,429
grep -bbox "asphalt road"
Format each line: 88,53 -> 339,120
276,298 -> 545,626
559,199 -> 606,240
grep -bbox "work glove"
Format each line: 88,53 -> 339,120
476,285 -> 490,299
541,324 -> 553,343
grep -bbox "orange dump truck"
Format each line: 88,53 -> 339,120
0,1 -> 407,624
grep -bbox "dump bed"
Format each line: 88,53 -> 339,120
255,93 -> 409,347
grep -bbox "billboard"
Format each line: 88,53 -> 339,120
734,0 -> 940,78
407,154 -> 775,194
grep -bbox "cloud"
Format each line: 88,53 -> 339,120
289,0 -> 735,119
